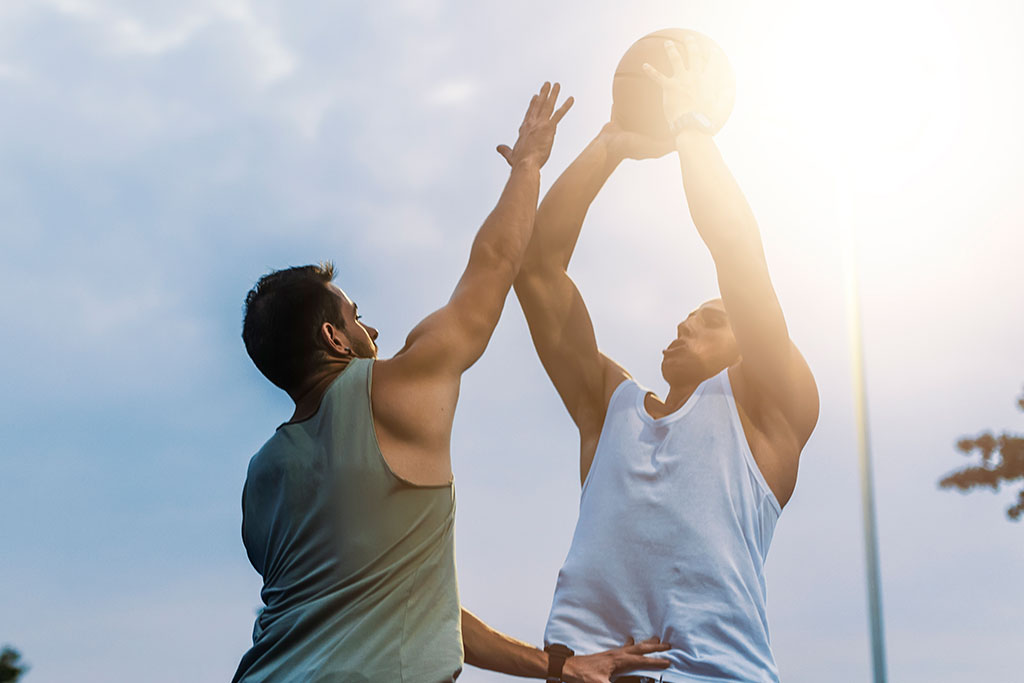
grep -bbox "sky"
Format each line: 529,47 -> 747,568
1,0 -> 1022,681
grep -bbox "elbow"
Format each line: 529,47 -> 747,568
472,240 -> 521,282
515,257 -> 562,288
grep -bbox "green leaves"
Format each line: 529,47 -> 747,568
0,647 -> 28,683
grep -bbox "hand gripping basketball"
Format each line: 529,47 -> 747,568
642,37 -> 718,129
611,28 -> 734,138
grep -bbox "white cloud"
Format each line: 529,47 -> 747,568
214,0 -> 296,84
28,0 -> 296,83
425,79 -> 476,107
42,0 -> 98,18
107,13 -> 210,56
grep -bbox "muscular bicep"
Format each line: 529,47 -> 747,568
713,246 -> 818,443
772,344 -> 820,445
396,247 -> 518,380
734,338 -> 819,450
515,268 -> 627,434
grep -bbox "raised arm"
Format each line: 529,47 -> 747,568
370,83 -> 572,484
644,39 -> 818,440
513,123 -> 671,479
461,608 -> 670,682
396,83 -> 573,376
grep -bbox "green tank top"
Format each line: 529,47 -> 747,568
234,358 -> 462,682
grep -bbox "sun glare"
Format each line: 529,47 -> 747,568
725,0 -> 983,284
777,1 -> 962,190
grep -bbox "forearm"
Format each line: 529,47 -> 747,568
520,133 -> 621,275
462,608 -> 674,682
674,130 -> 763,261
470,159 -> 544,277
461,609 -> 547,678
512,132 -> 625,431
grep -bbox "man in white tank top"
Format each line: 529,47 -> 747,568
512,39 -> 819,682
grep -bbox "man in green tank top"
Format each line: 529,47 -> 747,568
234,83 -> 670,682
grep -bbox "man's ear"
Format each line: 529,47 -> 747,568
320,322 -> 352,357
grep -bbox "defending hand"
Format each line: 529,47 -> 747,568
496,82 -> 574,169
641,36 -> 717,125
561,637 -> 671,683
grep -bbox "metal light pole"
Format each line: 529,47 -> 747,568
840,187 -> 889,683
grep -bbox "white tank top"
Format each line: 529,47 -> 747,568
544,370 -> 782,682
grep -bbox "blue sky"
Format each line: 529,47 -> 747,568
1,1 -> 1022,681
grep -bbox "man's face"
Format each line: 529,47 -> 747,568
660,298 -> 739,385
331,285 -> 379,359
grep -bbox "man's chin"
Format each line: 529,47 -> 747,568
662,354 -> 717,385
661,356 -> 689,383
357,343 -> 379,360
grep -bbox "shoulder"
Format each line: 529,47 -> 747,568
243,433 -> 292,501
371,354 -> 459,411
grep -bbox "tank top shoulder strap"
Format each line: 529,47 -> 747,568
605,376 -> 639,416
717,367 -> 782,516
327,357 -> 372,398
317,358 -> 386,472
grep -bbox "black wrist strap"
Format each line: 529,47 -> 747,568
544,643 -> 574,682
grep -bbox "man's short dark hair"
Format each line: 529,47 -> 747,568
242,263 -> 344,393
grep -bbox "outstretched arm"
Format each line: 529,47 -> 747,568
513,124 -> 671,481
370,83 -> 572,484
395,83 -> 574,377
461,609 -> 670,682
645,39 -> 818,439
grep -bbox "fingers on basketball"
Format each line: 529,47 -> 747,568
665,40 -> 687,77
641,62 -> 670,86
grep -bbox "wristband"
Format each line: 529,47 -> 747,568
670,110 -> 713,136
544,643 -> 575,682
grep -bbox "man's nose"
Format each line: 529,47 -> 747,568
369,326 -> 379,341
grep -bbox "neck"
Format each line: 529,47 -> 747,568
288,358 -> 353,423
646,361 -> 728,419
645,379 -> 702,419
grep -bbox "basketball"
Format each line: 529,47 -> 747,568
612,28 -> 735,138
